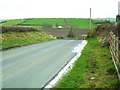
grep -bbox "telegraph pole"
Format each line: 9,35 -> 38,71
116,1 -> 120,22
90,8 -> 92,30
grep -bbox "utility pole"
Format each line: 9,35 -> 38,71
116,1 -> 120,22
90,8 -> 92,30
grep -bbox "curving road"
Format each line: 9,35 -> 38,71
2,40 -> 83,88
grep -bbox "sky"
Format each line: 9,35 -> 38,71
0,0 -> 119,19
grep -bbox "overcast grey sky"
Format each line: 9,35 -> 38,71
0,0 -> 119,19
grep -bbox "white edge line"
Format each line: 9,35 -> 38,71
44,40 -> 87,88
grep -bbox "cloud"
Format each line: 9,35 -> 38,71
0,0 -> 119,19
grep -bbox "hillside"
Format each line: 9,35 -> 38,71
65,18 -> 96,29
22,18 -> 96,29
1,18 -> 97,29
22,18 -> 65,25
0,18 -> 114,29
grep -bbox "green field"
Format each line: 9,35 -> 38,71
65,18 -> 96,29
22,18 -> 96,29
23,18 -> 66,25
0,18 -> 114,29
0,18 -> 97,29
0,19 -> 25,26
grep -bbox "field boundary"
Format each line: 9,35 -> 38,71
109,31 -> 120,81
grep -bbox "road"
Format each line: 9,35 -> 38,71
2,40 -> 83,88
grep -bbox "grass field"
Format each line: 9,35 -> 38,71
23,18 -> 66,25
0,19 -> 25,26
0,18 -> 114,29
22,18 -> 96,29
0,18 -> 96,29
2,32 -> 54,49
55,37 -> 120,88
65,18 -> 96,29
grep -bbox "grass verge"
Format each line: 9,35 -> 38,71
1,32 -> 55,50
55,37 -> 120,88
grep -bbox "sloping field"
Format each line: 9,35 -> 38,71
0,19 -> 26,26
0,18 -> 96,29
22,18 -> 66,25
1,18 -> 113,29
65,18 -> 96,29
21,18 -> 96,29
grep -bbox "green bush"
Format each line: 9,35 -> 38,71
2,26 -> 39,33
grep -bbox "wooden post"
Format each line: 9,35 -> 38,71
116,37 -> 119,66
116,37 -> 120,69
114,34 -> 116,58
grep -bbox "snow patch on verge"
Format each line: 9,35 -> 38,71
44,40 -> 87,88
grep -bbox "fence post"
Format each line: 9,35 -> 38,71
113,34 -> 116,58
117,37 -> 120,69
116,37 -> 119,66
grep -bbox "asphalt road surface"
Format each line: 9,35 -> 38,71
2,40 -> 83,88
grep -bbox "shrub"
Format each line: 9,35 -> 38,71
1,26 -> 40,33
